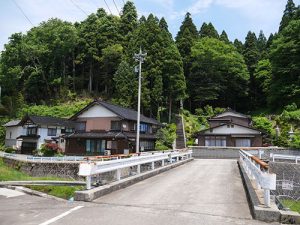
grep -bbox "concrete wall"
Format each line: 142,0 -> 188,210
191,146 -> 300,159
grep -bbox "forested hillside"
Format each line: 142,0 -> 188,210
0,0 -> 300,147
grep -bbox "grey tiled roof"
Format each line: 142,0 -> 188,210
21,115 -> 75,128
67,131 -> 157,140
70,100 -> 162,126
3,120 -> 21,127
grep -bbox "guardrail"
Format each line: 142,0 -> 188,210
26,156 -> 85,162
79,150 -> 193,190
270,153 -> 300,164
239,150 -> 276,207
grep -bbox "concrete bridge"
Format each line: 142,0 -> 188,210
0,158 -> 279,225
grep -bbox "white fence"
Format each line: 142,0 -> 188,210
271,153 -> 300,164
239,150 -> 276,207
79,150 -> 193,190
0,151 -> 85,162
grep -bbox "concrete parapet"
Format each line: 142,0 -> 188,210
238,160 -> 300,223
74,158 -> 194,202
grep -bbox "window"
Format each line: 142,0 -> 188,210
86,139 -> 106,154
48,128 -> 57,136
140,123 -> 150,133
61,128 -> 74,134
140,141 -> 155,150
205,136 -> 226,147
9,132 -> 12,139
235,139 -> 251,147
27,127 -> 37,135
75,122 -> 86,131
106,140 -> 118,150
111,121 -> 122,131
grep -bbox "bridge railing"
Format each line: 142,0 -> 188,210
270,153 -> 300,164
79,150 -> 193,190
239,150 -> 276,207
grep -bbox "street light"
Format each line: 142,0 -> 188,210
134,47 -> 147,154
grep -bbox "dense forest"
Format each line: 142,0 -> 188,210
0,0 -> 300,148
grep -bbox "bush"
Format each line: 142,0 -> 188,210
155,123 -> 176,150
4,147 -> 15,153
252,116 -> 275,136
290,134 -> 300,149
40,143 -> 62,157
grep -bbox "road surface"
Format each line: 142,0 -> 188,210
0,159 -> 279,225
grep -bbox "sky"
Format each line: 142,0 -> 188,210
0,0 -> 299,51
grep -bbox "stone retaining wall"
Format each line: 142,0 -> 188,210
2,157 -> 165,182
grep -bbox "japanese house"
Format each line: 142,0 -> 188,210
196,109 -> 262,147
4,115 -> 75,154
65,100 -> 162,155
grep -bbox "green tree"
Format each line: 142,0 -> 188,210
112,60 -> 139,108
119,1 -> 138,48
257,30 -> 267,59
269,20 -> 300,108
233,39 -> 244,54
220,30 -> 230,43
189,37 -> 249,109
279,0 -> 297,32
253,59 -> 272,106
159,17 -> 172,38
199,22 -> 219,39
175,12 -> 198,79
243,31 -> 259,108
127,14 -> 186,120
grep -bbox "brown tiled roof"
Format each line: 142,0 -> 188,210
70,100 -> 162,126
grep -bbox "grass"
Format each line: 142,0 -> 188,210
282,199 -> 300,213
0,158 -> 83,199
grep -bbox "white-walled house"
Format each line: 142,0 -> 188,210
4,115 -> 75,154
196,109 -> 263,147
3,120 -> 22,148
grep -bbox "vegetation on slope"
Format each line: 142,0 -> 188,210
0,158 -> 83,199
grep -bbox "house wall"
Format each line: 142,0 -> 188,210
204,124 -> 260,135
197,135 -> 262,147
65,138 -> 86,155
5,126 -> 24,147
76,117 -> 121,132
78,104 -> 118,118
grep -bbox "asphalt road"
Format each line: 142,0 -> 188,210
0,159 -> 279,225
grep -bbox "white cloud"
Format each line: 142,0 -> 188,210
186,0 -> 213,15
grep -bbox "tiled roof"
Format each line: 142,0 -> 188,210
70,100 -> 162,126
67,131 -> 157,140
3,120 -> 21,127
20,115 -> 75,127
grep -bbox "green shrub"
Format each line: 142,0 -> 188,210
155,123 -> 176,150
40,143 -> 62,157
252,116 -> 275,136
4,147 -> 15,153
289,134 -> 300,149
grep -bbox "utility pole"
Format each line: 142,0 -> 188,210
134,48 -> 147,154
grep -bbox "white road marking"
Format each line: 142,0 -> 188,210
39,205 -> 84,225
0,188 -> 25,198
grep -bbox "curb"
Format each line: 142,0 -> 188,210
237,160 -> 300,224
5,185 -> 67,202
75,158 -> 194,202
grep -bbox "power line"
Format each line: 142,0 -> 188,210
11,0 -> 34,26
103,0 -> 112,14
70,0 -> 88,16
112,0 -> 120,15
